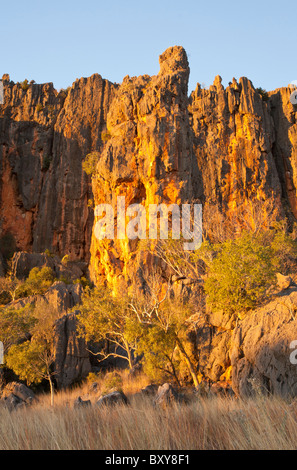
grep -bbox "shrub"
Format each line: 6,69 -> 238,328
256,87 -> 269,102
20,79 -> 29,91
82,152 -> 99,176
0,304 -> 36,351
101,130 -> 112,142
204,229 -> 297,315
19,266 -> 56,296
101,371 -> 123,395
44,249 -> 54,257
73,276 -> 93,289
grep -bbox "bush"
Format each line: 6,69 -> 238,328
204,229 -> 297,315
19,266 -> 56,297
82,152 -> 99,176
20,79 -> 29,91
256,87 -> 269,102
101,131 -> 112,142
101,371 -> 123,395
0,304 -> 35,350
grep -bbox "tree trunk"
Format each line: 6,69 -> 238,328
124,340 -> 134,369
175,336 -> 200,389
48,375 -> 54,407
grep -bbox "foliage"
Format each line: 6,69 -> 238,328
128,272 -> 196,385
135,322 -> 179,383
82,152 -> 99,176
101,371 -> 123,395
0,304 -> 35,351
44,249 -> 54,257
22,266 -> 55,296
77,286 -> 137,368
5,302 -> 61,405
0,276 -> 23,304
204,228 -> 297,315
73,276 -> 93,290
20,79 -> 29,91
6,341 -> 49,386
101,130 -> 112,142
256,87 -> 269,101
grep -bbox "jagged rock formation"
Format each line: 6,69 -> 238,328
0,74 -> 117,261
89,46 -> 195,288
1,46 -> 297,394
1,47 -> 297,280
230,287 -> 297,397
89,47 -> 297,288
53,311 -> 91,389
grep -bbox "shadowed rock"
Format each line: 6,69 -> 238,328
96,390 -> 129,407
153,383 -> 180,408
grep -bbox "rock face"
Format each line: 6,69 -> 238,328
88,47 -> 296,290
1,47 -> 297,282
230,288 -> 297,397
0,73 -> 117,261
2,47 -> 297,394
189,76 -> 283,237
53,310 -> 91,389
10,251 -> 85,281
89,46 -> 194,289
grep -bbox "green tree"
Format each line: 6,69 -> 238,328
6,340 -> 55,405
204,229 -> 297,315
128,269 -> 200,387
20,266 -> 55,296
77,286 -> 138,369
0,304 -> 35,352
6,302 -> 61,406
0,276 -> 24,304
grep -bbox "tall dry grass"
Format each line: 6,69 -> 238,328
1,388 -> 297,450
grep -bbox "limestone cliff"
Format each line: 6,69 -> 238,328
1,46 -> 297,285
0,73 -> 117,261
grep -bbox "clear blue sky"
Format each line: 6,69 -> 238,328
0,0 -> 295,94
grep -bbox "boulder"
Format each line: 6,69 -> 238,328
2,382 -> 36,404
1,393 -> 25,411
141,384 -> 158,396
153,383 -> 180,408
96,390 -> 129,407
73,396 -> 91,408
230,288 -> 297,397
276,273 -> 292,291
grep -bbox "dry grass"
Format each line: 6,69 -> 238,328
1,381 -> 297,450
